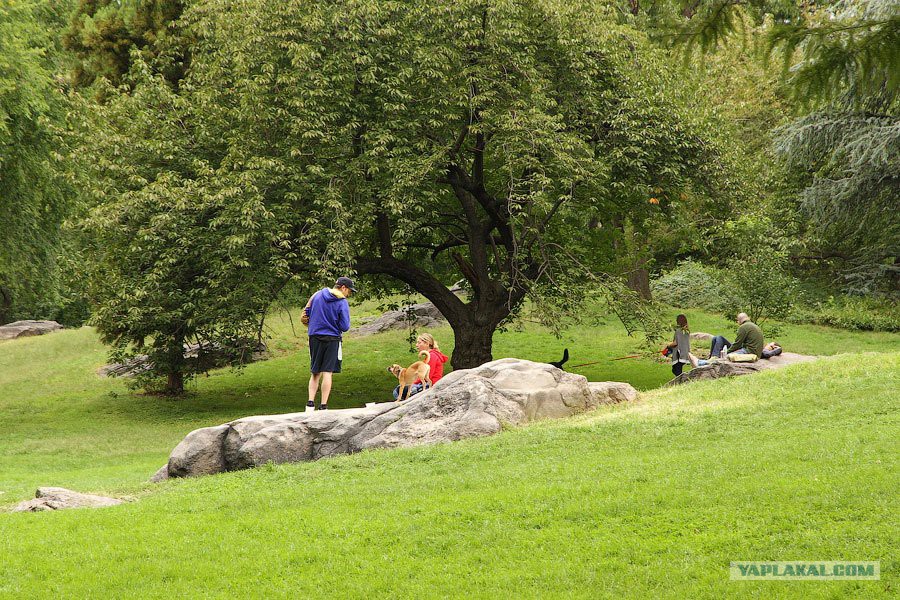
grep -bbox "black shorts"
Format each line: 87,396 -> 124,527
309,335 -> 342,373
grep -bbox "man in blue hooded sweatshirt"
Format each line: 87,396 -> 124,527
304,276 -> 355,411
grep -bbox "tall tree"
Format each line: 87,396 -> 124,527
0,0 -> 71,323
770,0 -> 899,293
77,0 -> 735,391
186,0 -> 731,367
645,0 -> 898,293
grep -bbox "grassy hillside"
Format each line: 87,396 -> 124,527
1,305 -> 896,504
1,307 -> 897,597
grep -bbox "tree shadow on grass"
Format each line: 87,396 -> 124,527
102,356 -> 392,427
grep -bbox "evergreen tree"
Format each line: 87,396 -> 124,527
62,0 -> 187,88
652,0 -> 898,293
771,0 -> 899,293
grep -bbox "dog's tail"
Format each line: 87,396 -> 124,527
419,350 -> 430,363
549,348 -> 569,369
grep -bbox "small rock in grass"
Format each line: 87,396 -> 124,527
12,487 -> 124,512
351,302 -> 446,336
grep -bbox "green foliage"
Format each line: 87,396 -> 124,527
774,109 -> 899,294
0,0 -> 73,324
71,0 -> 736,373
716,215 -> 799,325
769,1 -> 899,293
662,0 -> 899,293
654,217 -> 801,328
640,1 -> 801,53
62,0 -> 187,88
70,58 -> 305,393
656,259 -> 899,333
720,254 -> 798,329
613,6 -> 796,285
651,259 -> 727,309
653,254 -> 798,331
768,1 -> 900,109
789,295 -> 900,332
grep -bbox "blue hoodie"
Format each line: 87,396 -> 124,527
307,287 -> 351,338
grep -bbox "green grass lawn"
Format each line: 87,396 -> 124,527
1,306 -> 897,597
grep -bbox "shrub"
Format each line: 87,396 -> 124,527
719,256 -> 799,325
651,260 -> 729,310
790,297 -> 900,332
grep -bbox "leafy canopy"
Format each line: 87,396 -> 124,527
74,0 -> 736,386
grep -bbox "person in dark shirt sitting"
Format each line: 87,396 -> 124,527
708,312 -> 764,359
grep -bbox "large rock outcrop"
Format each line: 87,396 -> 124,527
667,352 -> 817,385
0,320 -> 63,340
12,487 -> 124,512
352,302 -> 446,336
159,359 -> 638,480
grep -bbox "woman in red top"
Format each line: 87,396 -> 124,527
392,332 -> 450,400
414,333 -> 449,385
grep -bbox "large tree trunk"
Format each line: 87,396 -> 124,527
449,319 -> 496,370
356,256 -> 518,371
161,333 -> 186,395
626,265 -> 652,300
166,370 -> 184,396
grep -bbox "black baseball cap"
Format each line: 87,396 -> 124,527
335,276 -> 357,292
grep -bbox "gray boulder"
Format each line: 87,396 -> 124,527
353,302 -> 446,336
589,381 -> 640,404
150,464 -> 169,483
98,355 -> 154,378
167,424 -> 230,477
12,487 -> 124,512
159,358 -> 638,479
0,320 -> 63,340
99,341 -> 268,377
668,351 -> 817,385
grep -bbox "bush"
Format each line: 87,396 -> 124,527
789,297 -> 900,332
651,260 -> 728,310
719,256 -> 799,325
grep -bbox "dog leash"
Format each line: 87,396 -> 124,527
610,354 -> 644,361
568,355 -> 643,370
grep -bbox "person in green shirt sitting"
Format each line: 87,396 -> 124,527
708,312 -> 764,358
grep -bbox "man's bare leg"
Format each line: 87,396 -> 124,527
319,372 -> 333,407
308,373 -> 321,408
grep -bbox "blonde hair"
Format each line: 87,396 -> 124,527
417,333 -> 439,350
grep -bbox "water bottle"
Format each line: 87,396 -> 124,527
720,345 -> 728,359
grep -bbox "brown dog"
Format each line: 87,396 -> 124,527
387,350 -> 432,401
